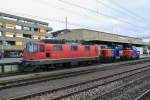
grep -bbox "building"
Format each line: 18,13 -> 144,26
0,12 -> 52,57
56,28 -> 146,46
55,28 -> 150,55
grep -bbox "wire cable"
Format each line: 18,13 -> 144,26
58,0 -> 150,31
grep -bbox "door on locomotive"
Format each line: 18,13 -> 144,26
84,45 -> 91,57
70,44 -> 78,58
38,43 -> 46,60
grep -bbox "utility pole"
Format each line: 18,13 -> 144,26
65,16 -> 68,30
96,0 -> 99,14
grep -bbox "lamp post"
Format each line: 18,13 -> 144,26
1,42 -> 4,59
0,32 -> 4,59
2,44 -> 4,58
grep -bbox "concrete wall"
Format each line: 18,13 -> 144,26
57,30 -> 84,40
82,29 -> 144,44
0,65 -> 18,73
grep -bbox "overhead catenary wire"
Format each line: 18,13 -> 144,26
109,0 -> 150,23
29,0 -> 145,37
37,0 -> 143,31
58,0 -> 150,32
96,0 -> 150,39
1,9 -> 112,32
1,1 -> 147,38
26,0 -> 146,35
33,0 -> 114,29
33,0 -> 143,36
95,0 -> 150,38
96,0 -> 149,25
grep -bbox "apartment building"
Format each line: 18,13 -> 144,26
0,12 -> 52,57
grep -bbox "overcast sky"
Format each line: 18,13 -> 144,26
0,0 -> 150,41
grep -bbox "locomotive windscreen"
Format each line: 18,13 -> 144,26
26,42 -> 37,53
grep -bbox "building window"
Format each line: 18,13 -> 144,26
71,45 -> 78,51
22,26 -> 31,31
23,34 -> 31,38
40,28 -> 46,33
16,41 -> 23,46
5,32 -> 15,37
32,35 -> 39,39
40,45 -> 45,52
16,25 -> 22,30
33,37 -> 38,39
40,35 -> 45,39
84,45 -> 90,51
5,23 -> 16,29
16,33 -> 23,38
34,28 -> 39,32
0,22 -> 3,27
0,32 -> 2,36
54,45 -> 63,51
6,41 -> 15,46
0,41 -> 2,45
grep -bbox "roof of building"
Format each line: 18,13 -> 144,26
56,28 -> 148,46
51,29 -> 71,37
72,28 -> 142,40
0,12 -> 48,25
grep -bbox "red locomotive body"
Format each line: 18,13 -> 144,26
100,49 -> 113,58
22,39 -> 140,71
100,48 -> 114,62
23,41 -> 99,66
123,48 -> 133,59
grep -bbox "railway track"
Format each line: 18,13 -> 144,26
45,64 -> 150,100
0,57 -> 149,78
0,59 -> 149,100
134,89 -> 150,100
0,58 -> 149,90
0,71 -> 32,78
89,73 -> 150,100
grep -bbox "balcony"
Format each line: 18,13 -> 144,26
0,18 -> 52,31
0,27 -> 40,35
0,36 -> 31,42
3,45 -> 24,50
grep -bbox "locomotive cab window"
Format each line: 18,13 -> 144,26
84,45 -> 90,51
40,45 -> 45,52
54,45 -> 63,51
71,45 -> 78,51
26,42 -> 37,53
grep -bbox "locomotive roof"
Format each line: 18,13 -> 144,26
40,39 -> 94,45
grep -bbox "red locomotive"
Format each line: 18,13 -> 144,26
23,40 -> 99,67
22,39 -> 140,71
100,48 -> 114,63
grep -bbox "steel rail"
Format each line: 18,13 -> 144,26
0,58 -> 149,90
8,64 -> 150,100
90,72 -> 150,100
134,89 -> 150,100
